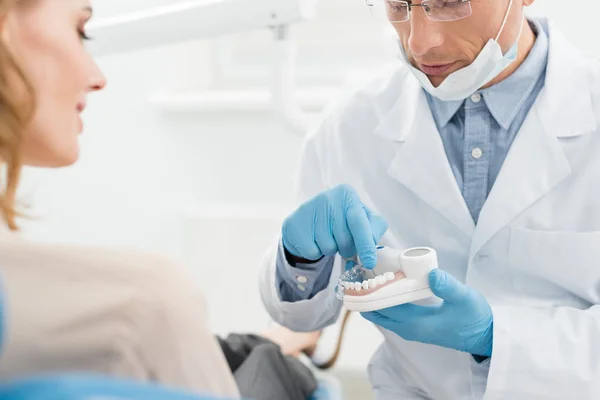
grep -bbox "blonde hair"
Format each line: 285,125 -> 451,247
0,0 -> 36,230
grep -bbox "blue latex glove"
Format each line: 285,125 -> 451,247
361,269 -> 494,357
282,184 -> 388,269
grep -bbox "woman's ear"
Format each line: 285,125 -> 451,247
0,7 -> 19,53
0,11 -> 10,44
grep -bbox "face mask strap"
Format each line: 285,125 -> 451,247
494,0 -> 515,42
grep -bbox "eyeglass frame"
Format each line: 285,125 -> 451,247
365,0 -> 473,23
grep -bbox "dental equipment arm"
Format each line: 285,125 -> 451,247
86,0 -> 318,136
85,0 -> 318,57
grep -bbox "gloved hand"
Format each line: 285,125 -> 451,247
361,269 -> 494,357
282,184 -> 388,269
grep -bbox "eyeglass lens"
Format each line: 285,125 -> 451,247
368,0 -> 472,23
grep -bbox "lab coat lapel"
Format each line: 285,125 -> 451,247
469,18 -> 596,260
375,74 -> 475,237
469,109 -> 571,259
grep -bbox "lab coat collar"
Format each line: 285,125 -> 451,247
381,74 -> 476,237
372,67 -> 421,143
374,17 -> 597,250
373,17 -> 597,142
470,17 -> 594,259
535,17 -> 597,138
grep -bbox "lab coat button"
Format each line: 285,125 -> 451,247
297,284 -> 307,292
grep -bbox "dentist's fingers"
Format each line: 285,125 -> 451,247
346,203 -> 378,269
314,213 -> 338,256
333,209 -> 356,258
344,259 -> 357,272
429,269 -> 469,304
282,221 -> 321,260
364,206 -> 389,244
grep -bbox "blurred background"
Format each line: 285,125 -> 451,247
15,1 -> 597,398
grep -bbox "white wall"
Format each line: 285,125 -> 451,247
16,0 -> 599,388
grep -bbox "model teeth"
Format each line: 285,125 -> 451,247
344,273 -> 396,292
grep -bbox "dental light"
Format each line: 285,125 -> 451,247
85,0 -> 318,57
86,0 -> 320,135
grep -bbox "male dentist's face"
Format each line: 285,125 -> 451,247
393,0 -> 531,87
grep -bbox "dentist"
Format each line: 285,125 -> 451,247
260,0 -> 600,398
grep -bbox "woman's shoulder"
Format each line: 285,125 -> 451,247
0,234 -> 188,284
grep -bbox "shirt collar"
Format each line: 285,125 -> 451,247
427,18 -> 549,130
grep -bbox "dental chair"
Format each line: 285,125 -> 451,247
0,373 -> 344,400
0,291 -> 343,400
0,374 -> 230,400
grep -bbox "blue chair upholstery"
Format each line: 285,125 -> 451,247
310,375 -> 344,400
0,374 -> 343,400
0,374 -> 233,400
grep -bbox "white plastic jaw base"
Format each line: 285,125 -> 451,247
337,246 -> 438,312
343,287 -> 434,312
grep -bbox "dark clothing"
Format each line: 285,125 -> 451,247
217,334 -> 317,400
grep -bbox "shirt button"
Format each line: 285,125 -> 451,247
471,93 -> 482,103
296,276 -> 308,284
297,284 -> 306,292
471,147 -> 483,159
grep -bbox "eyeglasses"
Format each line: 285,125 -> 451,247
365,0 -> 472,23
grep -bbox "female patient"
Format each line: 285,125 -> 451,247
0,0 -> 330,399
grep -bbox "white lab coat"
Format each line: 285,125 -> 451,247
259,18 -> 600,399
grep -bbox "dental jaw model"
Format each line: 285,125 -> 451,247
336,246 -> 438,312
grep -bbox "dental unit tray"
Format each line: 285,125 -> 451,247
335,246 -> 438,312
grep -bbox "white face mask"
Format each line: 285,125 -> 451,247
398,0 -> 524,102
